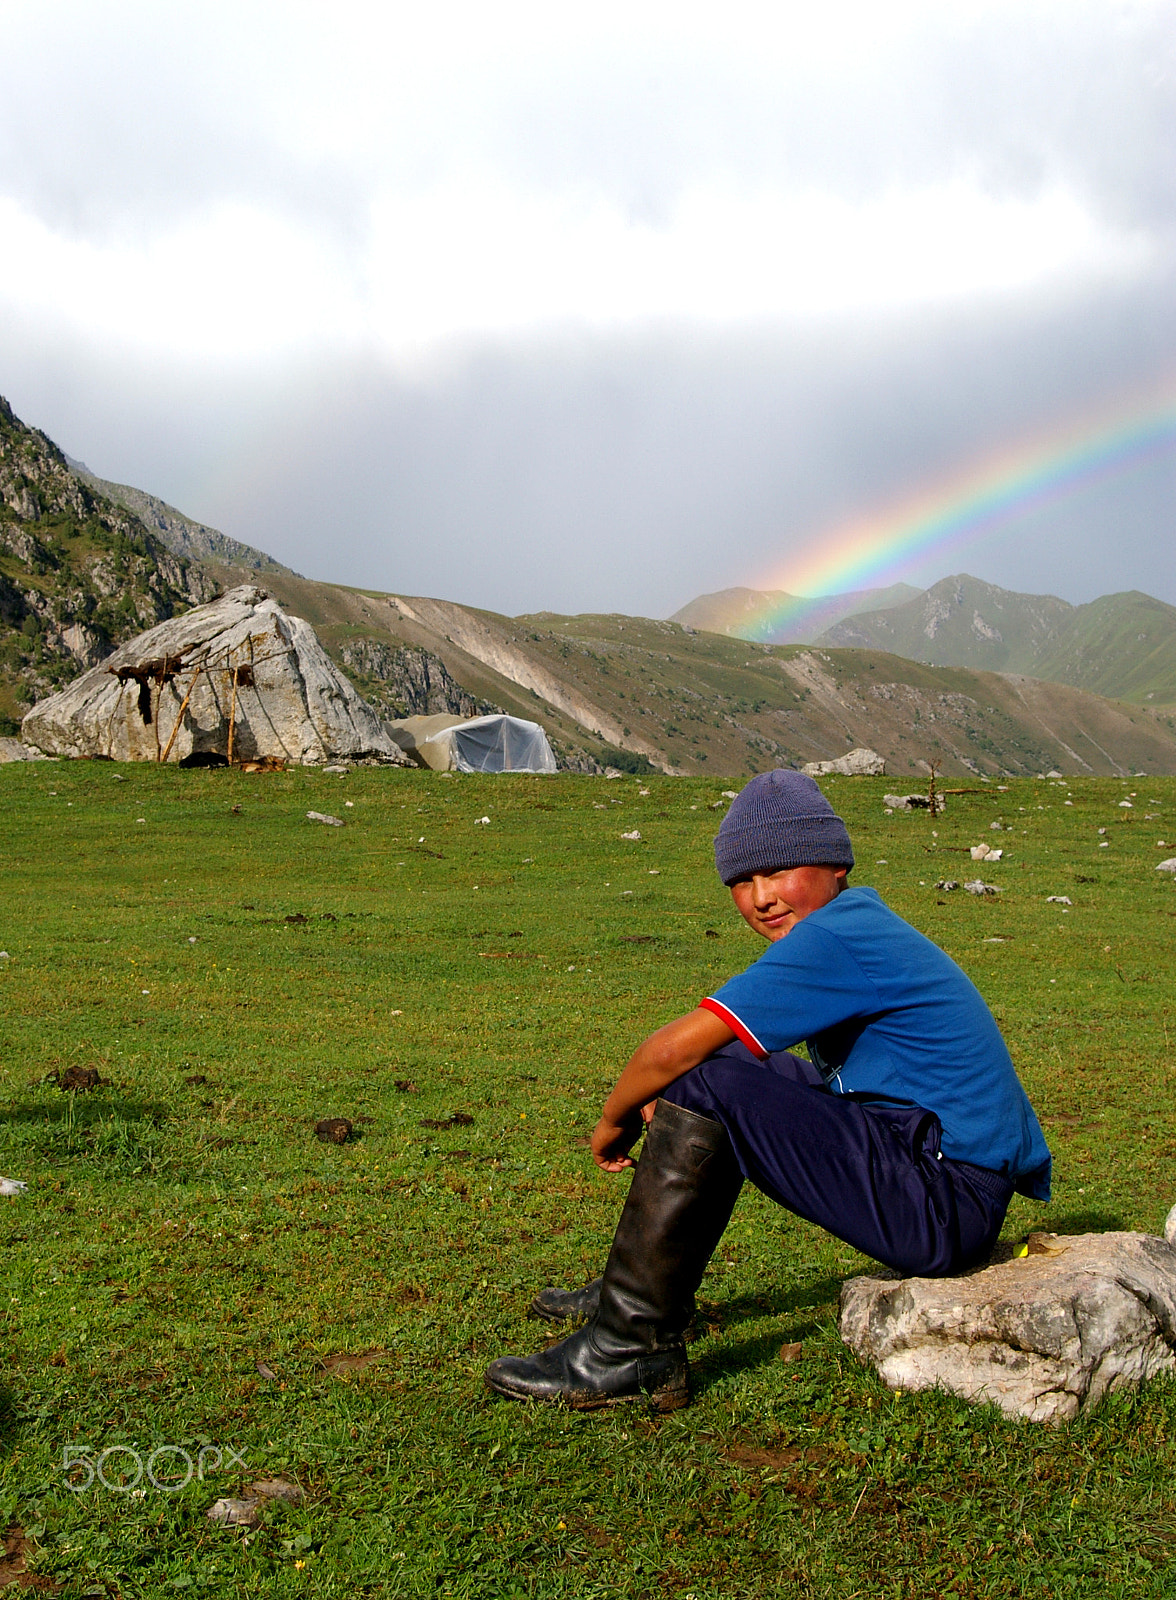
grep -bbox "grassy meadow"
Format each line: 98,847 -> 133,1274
0,760 -> 1175,1597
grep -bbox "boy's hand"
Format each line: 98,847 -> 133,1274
592,1008 -> 736,1172
591,1114 -> 642,1172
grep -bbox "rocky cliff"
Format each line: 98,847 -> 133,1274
335,636 -> 499,722
66,458 -> 293,578
0,396 -> 216,733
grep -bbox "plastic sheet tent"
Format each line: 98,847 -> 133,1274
386,713 -> 557,773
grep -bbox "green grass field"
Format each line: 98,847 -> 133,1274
1,761 -> 1174,1598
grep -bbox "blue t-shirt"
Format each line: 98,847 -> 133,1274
701,886 -> 1051,1200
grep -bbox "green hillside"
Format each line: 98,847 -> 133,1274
819,574 -> 1073,674
1031,591 -> 1176,706
818,574 -> 1176,706
244,579 -> 1176,778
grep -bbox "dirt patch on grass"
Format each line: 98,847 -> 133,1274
723,1438 -> 863,1504
724,1440 -> 806,1472
0,1525 -> 58,1592
323,1349 -> 395,1375
55,1065 -> 103,1092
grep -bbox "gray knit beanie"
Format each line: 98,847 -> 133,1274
713,769 -> 854,885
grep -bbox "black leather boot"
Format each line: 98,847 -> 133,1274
530,1278 -> 601,1323
484,1100 -> 743,1410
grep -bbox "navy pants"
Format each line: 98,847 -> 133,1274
660,1042 -> 1012,1276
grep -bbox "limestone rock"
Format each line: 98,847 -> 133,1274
1156,858 -> 1176,874
884,792 -> 945,813
59,622 -> 107,668
839,1231 -> 1176,1423
336,637 -> 496,721
0,737 -> 49,763
1165,1205 -> 1176,1246
21,586 -> 409,766
803,747 -> 885,778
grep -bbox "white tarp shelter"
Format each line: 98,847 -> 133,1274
387,713 -> 557,773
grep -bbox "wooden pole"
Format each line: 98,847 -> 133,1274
159,666 -> 203,766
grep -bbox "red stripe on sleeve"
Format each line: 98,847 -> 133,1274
699,997 -> 769,1059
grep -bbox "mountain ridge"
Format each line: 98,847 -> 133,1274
65,457 -> 296,579
817,573 -> 1176,706
671,581 -> 920,642
5,393 -> 1176,776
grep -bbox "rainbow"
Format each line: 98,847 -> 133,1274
739,378 -> 1176,643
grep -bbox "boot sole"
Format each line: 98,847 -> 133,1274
484,1373 -> 689,1413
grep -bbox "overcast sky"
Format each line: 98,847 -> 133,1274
2,0 -> 1174,616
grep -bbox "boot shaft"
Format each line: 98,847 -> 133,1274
594,1099 -> 743,1355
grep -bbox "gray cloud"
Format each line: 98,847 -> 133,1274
10,263 -> 1170,617
2,2 -> 1174,617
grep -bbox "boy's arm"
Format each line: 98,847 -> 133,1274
591,1007 -> 735,1172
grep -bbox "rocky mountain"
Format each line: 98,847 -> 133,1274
0,396 -> 215,735
671,581 -> 920,643
819,574 -> 1176,706
334,636 -> 499,723
65,458 -> 294,578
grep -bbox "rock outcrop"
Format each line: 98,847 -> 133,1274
22,586 -> 408,766
336,637 -> 496,721
802,747 -> 886,777
66,458 -> 290,577
1,396 -> 215,651
839,1231 -> 1176,1423
0,737 -> 48,763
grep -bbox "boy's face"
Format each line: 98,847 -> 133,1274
730,865 -> 847,942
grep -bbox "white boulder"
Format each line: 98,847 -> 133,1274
840,1231 -> 1176,1424
803,747 -> 886,778
0,737 -> 49,763
883,792 -> 946,814
21,586 -> 408,766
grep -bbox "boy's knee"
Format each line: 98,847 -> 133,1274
659,1066 -> 718,1116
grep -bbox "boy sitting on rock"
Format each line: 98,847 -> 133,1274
485,769 -> 1051,1411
